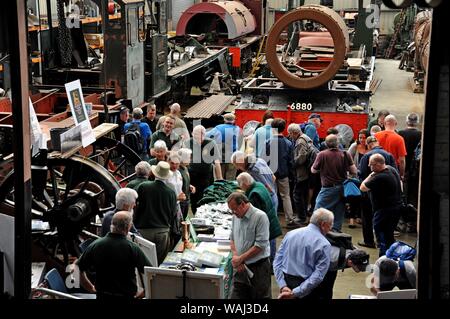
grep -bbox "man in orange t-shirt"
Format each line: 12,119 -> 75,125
375,115 -> 407,180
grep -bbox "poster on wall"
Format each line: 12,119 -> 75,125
64,79 -> 95,147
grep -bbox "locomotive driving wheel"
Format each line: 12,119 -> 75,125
0,151 -> 121,266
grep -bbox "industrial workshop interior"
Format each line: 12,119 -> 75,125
0,0 -> 448,305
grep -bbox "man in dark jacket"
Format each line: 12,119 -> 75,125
134,161 -> 177,264
77,211 -> 151,299
237,172 -> 282,268
266,118 -> 295,227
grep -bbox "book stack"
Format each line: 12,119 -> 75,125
181,249 -> 203,267
198,251 -> 224,268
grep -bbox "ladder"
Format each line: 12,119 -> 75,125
249,35 -> 267,78
385,8 -> 407,59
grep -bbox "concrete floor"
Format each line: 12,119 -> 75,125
369,58 -> 425,130
270,215 -> 418,299
270,58 -> 423,299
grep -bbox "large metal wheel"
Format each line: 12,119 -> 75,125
0,153 -> 121,266
265,5 -> 349,89
89,136 -> 142,186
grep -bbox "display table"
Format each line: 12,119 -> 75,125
144,202 -> 236,299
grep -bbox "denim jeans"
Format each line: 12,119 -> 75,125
314,185 -> 345,231
270,239 -> 276,263
373,206 -> 401,256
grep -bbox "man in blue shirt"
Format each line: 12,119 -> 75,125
251,118 -> 273,158
124,108 -> 152,160
207,113 -> 242,180
302,113 -> 323,149
273,208 -> 333,299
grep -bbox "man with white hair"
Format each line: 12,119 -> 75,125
375,114 -> 407,180
289,123 -> 314,226
127,161 -> 151,190
150,114 -> 182,156
231,151 -> 278,212
183,125 -> 222,213
156,103 -> 189,140
77,211 -> 151,299
273,208 -> 333,299
148,140 -> 169,166
207,113 -> 243,180
101,188 -> 140,237
237,172 -> 282,270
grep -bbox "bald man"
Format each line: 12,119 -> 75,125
360,154 -> 402,256
375,115 -> 407,180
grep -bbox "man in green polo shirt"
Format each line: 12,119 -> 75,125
149,115 -> 181,156
126,161 -> 151,190
76,211 -> 151,299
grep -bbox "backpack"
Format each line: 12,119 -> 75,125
326,231 -> 354,268
385,241 -> 416,261
124,122 -> 144,153
300,135 -> 319,171
300,122 -> 312,133
385,241 -> 416,277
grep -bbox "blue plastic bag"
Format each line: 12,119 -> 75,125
343,178 -> 361,197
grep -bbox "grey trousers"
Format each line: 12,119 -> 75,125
277,177 -> 295,223
138,227 -> 170,265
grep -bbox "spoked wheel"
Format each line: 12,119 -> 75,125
89,136 -> 142,187
0,153 -> 120,266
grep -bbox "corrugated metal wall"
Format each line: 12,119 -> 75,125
172,0 -> 195,30
269,0 -> 288,10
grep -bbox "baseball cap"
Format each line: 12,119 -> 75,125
308,113 -> 323,122
119,105 -> 129,114
348,249 -> 370,272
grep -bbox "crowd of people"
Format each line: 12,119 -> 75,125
72,104 -> 421,299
